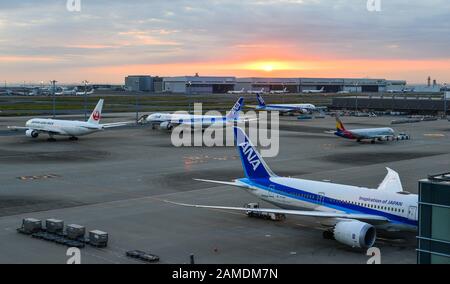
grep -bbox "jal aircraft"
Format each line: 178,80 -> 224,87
170,127 -> 418,249
227,88 -> 245,94
249,93 -> 316,114
334,116 -> 397,143
8,99 -> 133,141
302,87 -> 325,94
270,88 -> 289,94
146,97 -> 251,130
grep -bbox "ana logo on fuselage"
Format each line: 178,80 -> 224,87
240,142 -> 261,171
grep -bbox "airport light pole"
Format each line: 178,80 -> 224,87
82,80 -> 89,121
135,81 -> 140,122
50,80 -> 57,118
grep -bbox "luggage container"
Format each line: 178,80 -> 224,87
46,219 -> 64,234
89,230 -> 108,248
66,224 -> 86,240
20,218 -> 42,234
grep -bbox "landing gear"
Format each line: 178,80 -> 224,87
47,137 -> 56,142
371,140 -> 376,144
357,139 -> 362,143
69,136 -> 79,141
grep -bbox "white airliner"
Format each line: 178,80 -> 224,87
75,89 -> 95,96
8,99 -> 133,141
249,93 -> 316,114
334,116 -> 400,143
302,87 -> 325,94
227,88 -> 245,94
55,88 -> 77,96
169,127 -> 418,249
247,88 -> 265,94
270,88 -> 289,94
146,97 -> 251,130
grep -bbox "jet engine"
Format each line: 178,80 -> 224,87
160,121 -> 174,130
25,129 -> 39,138
331,220 -> 376,249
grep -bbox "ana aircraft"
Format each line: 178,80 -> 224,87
334,116 -> 397,143
302,87 -> 325,94
169,127 -> 418,249
248,93 -> 316,114
8,99 -> 133,141
146,97 -> 251,130
227,88 -> 245,95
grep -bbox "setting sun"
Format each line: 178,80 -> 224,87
262,65 -> 274,72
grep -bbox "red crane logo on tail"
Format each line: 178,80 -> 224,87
92,111 -> 101,121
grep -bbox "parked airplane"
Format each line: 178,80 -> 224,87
55,88 -> 77,96
146,97 -> 250,130
249,93 -> 316,114
169,127 -> 418,249
227,88 -> 245,95
76,89 -> 95,96
337,90 -> 350,94
8,99 -> 133,141
334,116 -> 397,143
302,87 -> 325,94
247,88 -> 265,94
270,88 -> 289,94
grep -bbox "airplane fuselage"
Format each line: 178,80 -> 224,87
147,113 -> 238,128
26,118 -> 102,136
256,103 -> 316,113
236,176 -> 418,232
335,127 -> 395,140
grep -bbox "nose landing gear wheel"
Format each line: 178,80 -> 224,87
69,136 -> 79,141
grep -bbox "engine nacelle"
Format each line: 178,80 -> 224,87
160,121 -> 173,130
333,220 -> 376,249
25,129 -> 39,138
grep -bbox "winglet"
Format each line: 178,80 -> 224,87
377,167 -> 404,193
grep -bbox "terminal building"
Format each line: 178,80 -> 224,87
160,76 -> 406,94
125,75 -> 153,92
417,173 -> 450,264
124,74 -> 406,94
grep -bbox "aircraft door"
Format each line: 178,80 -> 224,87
408,206 -> 417,220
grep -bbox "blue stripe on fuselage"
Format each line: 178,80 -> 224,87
238,178 -> 417,227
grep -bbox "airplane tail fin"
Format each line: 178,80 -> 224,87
256,93 -> 266,107
335,115 -> 346,132
226,97 -> 244,120
88,99 -> 104,124
234,127 -> 276,180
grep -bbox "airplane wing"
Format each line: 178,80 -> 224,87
7,126 -> 29,131
8,126 -> 64,135
165,201 -> 389,223
101,121 -> 136,129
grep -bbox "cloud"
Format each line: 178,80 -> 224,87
0,0 -> 449,83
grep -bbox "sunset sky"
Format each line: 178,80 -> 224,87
0,0 -> 449,84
